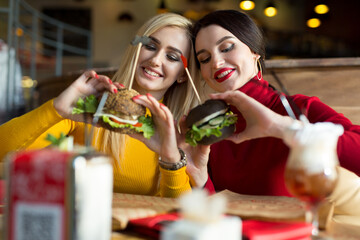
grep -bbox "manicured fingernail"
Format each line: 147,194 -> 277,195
146,93 -> 152,98
160,103 -> 165,108
113,88 -> 118,93
132,95 -> 141,100
95,74 -> 99,79
109,79 -> 113,84
119,83 -> 125,88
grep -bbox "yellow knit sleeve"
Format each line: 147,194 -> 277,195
159,167 -> 192,198
0,99 -> 78,160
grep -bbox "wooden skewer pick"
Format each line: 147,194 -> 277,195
129,35 -> 151,90
181,55 -> 202,103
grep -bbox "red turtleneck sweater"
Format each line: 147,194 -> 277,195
205,77 -> 360,196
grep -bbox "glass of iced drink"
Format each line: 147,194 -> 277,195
284,122 -> 344,237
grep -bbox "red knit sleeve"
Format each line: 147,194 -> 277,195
295,95 -> 360,176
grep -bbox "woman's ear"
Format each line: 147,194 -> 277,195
177,75 -> 187,83
253,53 -> 260,61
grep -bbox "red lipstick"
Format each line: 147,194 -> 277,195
214,68 -> 235,83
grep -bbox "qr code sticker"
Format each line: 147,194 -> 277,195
15,202 -> 63,240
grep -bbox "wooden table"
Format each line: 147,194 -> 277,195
1,190 -> 359,239
109,191 -> 360,240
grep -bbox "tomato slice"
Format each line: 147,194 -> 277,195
110,117 -> 142,128
133,122 -> 143,127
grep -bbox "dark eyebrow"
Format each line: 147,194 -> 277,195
148,36 -> 183,56
168,46 -> 183,56
196,36 -> 234,56
149,36 -> 160,44
216,36 -> 234,45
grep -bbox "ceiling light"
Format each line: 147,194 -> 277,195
264,2 -> 277,17
239,0 -> 255,11
16,28 -> 24,37
314,4 -> 329,14
307,18 -> 321,28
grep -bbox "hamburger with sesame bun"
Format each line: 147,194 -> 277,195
72,88 -> 154,139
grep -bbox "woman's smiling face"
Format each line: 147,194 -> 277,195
195,24 -> 259,93
134,26 -> 190,100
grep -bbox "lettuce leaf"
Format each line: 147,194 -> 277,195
72,95 -> 99,114
102,115 -> 155,139
45,132 -> 67,146
185,113 -> 237,146
45,132 -> 74,151
138,116 -> 155,139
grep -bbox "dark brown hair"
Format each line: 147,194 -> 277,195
192,10 -> 265,71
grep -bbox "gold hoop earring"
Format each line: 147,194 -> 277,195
257,58 -> 263,81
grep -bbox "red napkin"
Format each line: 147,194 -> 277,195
242,220 -> 313,240
128,212 -> 179,239
128,213 -> 313,240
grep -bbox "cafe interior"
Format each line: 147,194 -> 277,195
1,0 -> 360,239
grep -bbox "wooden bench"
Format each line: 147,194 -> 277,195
35,57 -> 360,124
34,67 -> 118,107
264,57 -> 360,124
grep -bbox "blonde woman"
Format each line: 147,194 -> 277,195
0,13 -> 200,198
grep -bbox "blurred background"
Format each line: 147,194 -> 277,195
0,0 -> 359,124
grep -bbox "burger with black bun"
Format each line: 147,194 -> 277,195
72,88 -> 154,139
185,99 -> 237,146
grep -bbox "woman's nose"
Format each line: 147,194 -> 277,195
212,54 -> 224,69
148,52 -> 162,67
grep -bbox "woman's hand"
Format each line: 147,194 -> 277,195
210,90 -> 296,143
178,115 -> 211,188
53,70 -> 119,122
132,94 -> 211,187
131,94 -> 181,163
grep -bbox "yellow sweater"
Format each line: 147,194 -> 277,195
0,100 -> 191,198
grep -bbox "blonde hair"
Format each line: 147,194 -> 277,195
96,13 -> 200,163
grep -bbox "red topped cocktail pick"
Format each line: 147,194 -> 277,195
181,54 -> 201,103
181,55 -> 188,69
